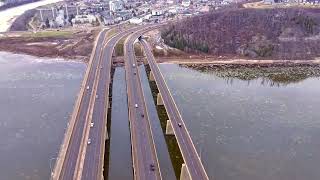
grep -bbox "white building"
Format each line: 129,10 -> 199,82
109,0 -> 123,12
143,14 -> 152,20
151,9 -> 164,16
55,9 -> 65,27
263,0 -> 275,4
167,0 -> 174,4
129,17 -> 142,24
72,15 -> 97,24
168,7 -> 177,14
182,0 -> 191,7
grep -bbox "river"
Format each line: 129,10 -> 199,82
0,0 -> 63,32
158,63 -> 320,180
0,52 -> 85,180
1,51 -> 320,180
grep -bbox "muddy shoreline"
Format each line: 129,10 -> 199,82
1,30 -> 320,67
0,29 -> 99,63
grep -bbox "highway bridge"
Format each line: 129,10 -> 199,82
140,39 -> 209,180
124,27 -> 163,180
51,25 -> 209,180
51,29 -> 109,180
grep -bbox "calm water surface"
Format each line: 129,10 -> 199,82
159,64 -> 320,180
0,52 -> 85,180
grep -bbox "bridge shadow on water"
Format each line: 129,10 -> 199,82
145,64 -> 184,179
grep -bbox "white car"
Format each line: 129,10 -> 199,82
178,123 -> 182,127
90,122 -> 94,127
87,138 -> 91,145
133,63 -> 136,68
96,95 -> 98,99
135,104 -> 138,108
86,86 -> 90,90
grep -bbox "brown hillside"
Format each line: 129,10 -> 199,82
161,8 -> 320,60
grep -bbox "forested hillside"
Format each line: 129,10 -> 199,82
161,8 -> 320,59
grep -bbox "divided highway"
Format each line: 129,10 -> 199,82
53,23 -> 208,180
124,27 -> 162,180
80,26 -> 152,180
52,29 -> 109,180
140,39 -> 209,180
53,25 -> 162,180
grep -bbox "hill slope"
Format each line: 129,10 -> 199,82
161,8 -> 320,60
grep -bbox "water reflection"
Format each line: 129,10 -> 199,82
181,64 -> 320,87
0,52 -> 85,180
159,63 -> 320,180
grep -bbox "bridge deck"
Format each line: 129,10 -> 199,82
140,39 -> 209,180
124,28 -> 162,180
52,29 -> 108,180
80,27 -> 148,180
52,26 -> 156,180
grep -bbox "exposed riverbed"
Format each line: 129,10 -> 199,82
0,52 -> 85,180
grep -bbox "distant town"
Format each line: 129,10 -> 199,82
11,0 -> 227,30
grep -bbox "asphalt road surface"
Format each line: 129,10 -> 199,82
124,27 -> 162,180
140,39 -> 209,180
80,26 -> 151,180
58,29 -> 108,180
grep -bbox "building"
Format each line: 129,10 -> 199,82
129,17 -> 143,24
151,9 -> 164,16
115,10 -> 132,20
167,0 -> 175,4
182,0 -> 191,7
109,0 -> 123,12
72,15 -> 97,24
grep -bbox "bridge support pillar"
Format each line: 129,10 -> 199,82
105,125 -> 109,140
143,57 -> 148,64
149,71 -> 155,81
165,120 -> 174,135
157,93 -> 163,105
180,163 -> 191,180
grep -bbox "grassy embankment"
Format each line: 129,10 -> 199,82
21,30 -> 73,38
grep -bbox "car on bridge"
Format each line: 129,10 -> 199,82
150,164 -> 155,171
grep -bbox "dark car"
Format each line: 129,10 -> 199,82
150,164 -> 155,171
